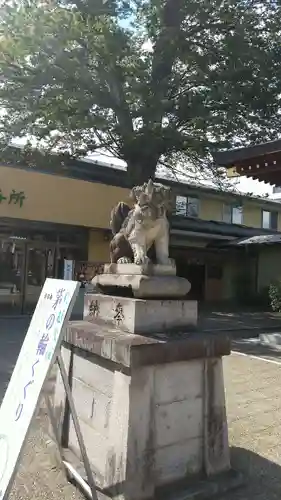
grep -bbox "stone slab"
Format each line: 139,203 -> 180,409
154,360 -> 203,404
155,398 -> 203,447
92,273 -> 191,298
84,294 -> 197,333
64,320 -> 231,368
259,332 -> 281,349
103,262 -> 177,276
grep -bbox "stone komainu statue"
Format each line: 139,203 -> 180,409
110,179 -> 173,265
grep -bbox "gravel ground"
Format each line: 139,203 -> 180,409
225,351 -> 281,500
9,408 -> 85,499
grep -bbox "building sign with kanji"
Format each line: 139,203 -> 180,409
0,278 -> 80,500
0,189 -> 26,207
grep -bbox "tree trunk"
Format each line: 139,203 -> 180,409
122,130 -> 162,186
125,157 -> 159,187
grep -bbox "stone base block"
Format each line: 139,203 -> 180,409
84,293 -> 198,333
63,453 -> 243,500
53,324 -> 232,500
92,273 -> 191,299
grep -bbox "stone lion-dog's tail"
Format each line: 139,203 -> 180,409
110,201 -> 131,236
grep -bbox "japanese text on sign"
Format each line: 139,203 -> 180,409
0,189 -> 26,207
13,287 -> 69,424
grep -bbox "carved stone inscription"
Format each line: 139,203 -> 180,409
114,303 -> 124,326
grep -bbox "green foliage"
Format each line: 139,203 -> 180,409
269,281 -> 281,312
1,0 -> 281,184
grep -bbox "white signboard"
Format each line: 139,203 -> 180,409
63,260 -> 74,281
0,278 -> 80,500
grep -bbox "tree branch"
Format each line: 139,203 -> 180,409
143,0 -> 187,128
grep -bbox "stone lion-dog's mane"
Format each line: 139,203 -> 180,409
110,181 -> 172,234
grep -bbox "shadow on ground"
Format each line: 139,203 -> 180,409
229,447 -> 281,499
0,318 -> 30,402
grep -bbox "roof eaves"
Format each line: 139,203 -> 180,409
213,138 -> 281,166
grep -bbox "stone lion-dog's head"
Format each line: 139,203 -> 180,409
130,179 -> 173,225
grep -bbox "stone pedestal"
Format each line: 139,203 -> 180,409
53,322 -> 241,500
84,294 -> 197,334
52,263 -> 241,499
92,263 -> 191,299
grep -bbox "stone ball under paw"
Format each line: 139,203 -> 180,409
117,257 -> 132,264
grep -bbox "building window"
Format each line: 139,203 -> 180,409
175,195 -> 199,217
223,204 -> 243,225
262,210 -> 278,230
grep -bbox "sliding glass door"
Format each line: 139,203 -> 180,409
0,239 -> 25,315
23,245 -> 56,314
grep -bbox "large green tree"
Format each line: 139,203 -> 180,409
0,0 -> 281,185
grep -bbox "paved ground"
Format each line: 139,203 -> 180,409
2,319 -> 281,499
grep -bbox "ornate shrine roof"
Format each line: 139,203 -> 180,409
213,139 -> 281,186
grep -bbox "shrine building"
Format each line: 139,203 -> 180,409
1,145 -> 281,315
